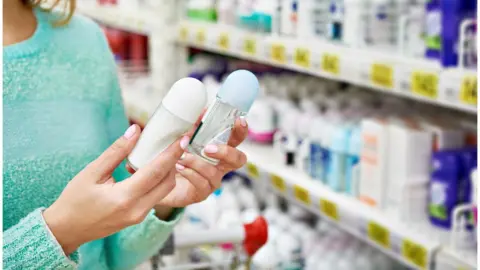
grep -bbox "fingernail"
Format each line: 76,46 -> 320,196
176,163 -> 185,171
123,125 -> 136,140
180,136 -> 190,150
240,118 -> 247,127
204,144 -> 218,153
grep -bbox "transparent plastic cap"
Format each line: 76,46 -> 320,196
217,70 -> 259,112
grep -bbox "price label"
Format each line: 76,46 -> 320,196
370,63 -> 394,89
196,28 -> 206,45
402,239 -> 427,269
246,162 -> 259,179
294,48 -> 310,68
218,33 -> 229,50
460,76 -> 477,105
367,222 -> 390,248
243,37 -> 256,55
270,174 -> 286,193
271,43 -> 286,64
321,53 -> 340,75
411,71 -> 439,99
179,27 -> 188,41
293,185 -> 310,205
320,198 -> 339,221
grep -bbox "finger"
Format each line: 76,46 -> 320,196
203,144 -> 247,171
175,163 -> 213,199
87,125 -> 140,178
122,135 -> 189,197
137,169 -> 177,210
227,117 -> 248,147
177,153 -> 222,189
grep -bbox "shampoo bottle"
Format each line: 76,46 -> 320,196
128,78 -> 207,170
189,70 -> 259,164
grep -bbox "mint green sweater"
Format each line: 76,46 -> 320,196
3,9 -> 182,270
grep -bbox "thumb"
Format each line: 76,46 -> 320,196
87,125 -> 141,177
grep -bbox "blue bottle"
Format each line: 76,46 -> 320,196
440,0 -> 477,67
429,150 -> 462,228
345,125 -> 361,196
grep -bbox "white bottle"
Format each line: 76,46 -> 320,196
343,0 -> 368,47
128,78 -> 207,170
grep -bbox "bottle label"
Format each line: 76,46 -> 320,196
429,181 -> 448,220
206,127 -> 232,146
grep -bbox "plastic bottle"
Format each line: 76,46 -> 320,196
366,0 -> 396,49
189,70 -> 259,164
343,0 -> 368,47
247,87 -> 277,144
127,78 -> 207,170
429,150 -> 462,229
217,0 -> 237,25
328,0 -> 344,41
424,0 -> 441,59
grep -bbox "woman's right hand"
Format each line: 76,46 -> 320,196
43,124 -> 189,255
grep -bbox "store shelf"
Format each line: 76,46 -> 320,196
77,4 -> 157,35
176,21 -> 477,114
236,141 -> 439,270
124,97 -> 475,270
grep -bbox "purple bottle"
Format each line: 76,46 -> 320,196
429,150 -> 462,229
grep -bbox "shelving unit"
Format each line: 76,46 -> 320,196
79,3 -> 478,270
176,21 -> 477,114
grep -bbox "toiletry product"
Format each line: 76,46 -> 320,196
424,0 -> 441,59
328,0 -> 344,40
128,78 -> 207,170
343,0 -> 368,47
429,150 -> 462,228
345,125 -> 361,196
359,117 -> 390,208
281,0 -> 299,36
385,118 -> 432,218
247,94 -> 277,143
471,169 -> 477,223
189,70 -> 259,164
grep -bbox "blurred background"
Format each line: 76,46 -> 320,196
81,0 -> 476,269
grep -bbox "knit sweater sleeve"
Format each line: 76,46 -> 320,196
97,26 -> 184,270
3,208 -> 79,270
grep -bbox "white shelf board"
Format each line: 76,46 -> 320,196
176,21 -> 477,114
236,141 -> 451,270
76,4 -> 156,35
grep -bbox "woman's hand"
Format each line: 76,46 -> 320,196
43,125 -> 188,255
155,118 -> 248,208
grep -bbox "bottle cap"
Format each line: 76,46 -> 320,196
217,70 -> 259,112
162,78 -> 207,123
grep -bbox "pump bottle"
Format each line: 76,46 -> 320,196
127,78 -> 207,170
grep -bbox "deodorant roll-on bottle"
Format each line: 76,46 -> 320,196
127,78 -> 207,170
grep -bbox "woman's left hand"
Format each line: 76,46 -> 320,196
156,117 -> 248,208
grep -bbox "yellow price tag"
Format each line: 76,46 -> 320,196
270,174 -> 286,193
294,48 -> 310,68
322,53 -> 340,75
246,163 -> 259,179
271,43 -> 286,64
459,76 -> 477,105
370,63 -> 394,89
293,185 -> 310,205
402,239 -> 427,269
411,71 -> 439,99
179,27 -> 188,41
196,29 -> 206,45
319,198 -> 339,221
218,33 -> 229,50
243,37 -> 256,55
367,222 -> 390,248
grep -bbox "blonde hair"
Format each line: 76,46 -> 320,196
22,0 -> 76,26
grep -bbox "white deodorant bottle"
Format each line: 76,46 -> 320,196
127,78 -> 207,170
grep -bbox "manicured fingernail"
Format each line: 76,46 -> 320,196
176,163 -> 185,171
123,125 -> 136,140
240,118 -> 247,127
204,144 -> 218,153
180,136 -> 190,150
